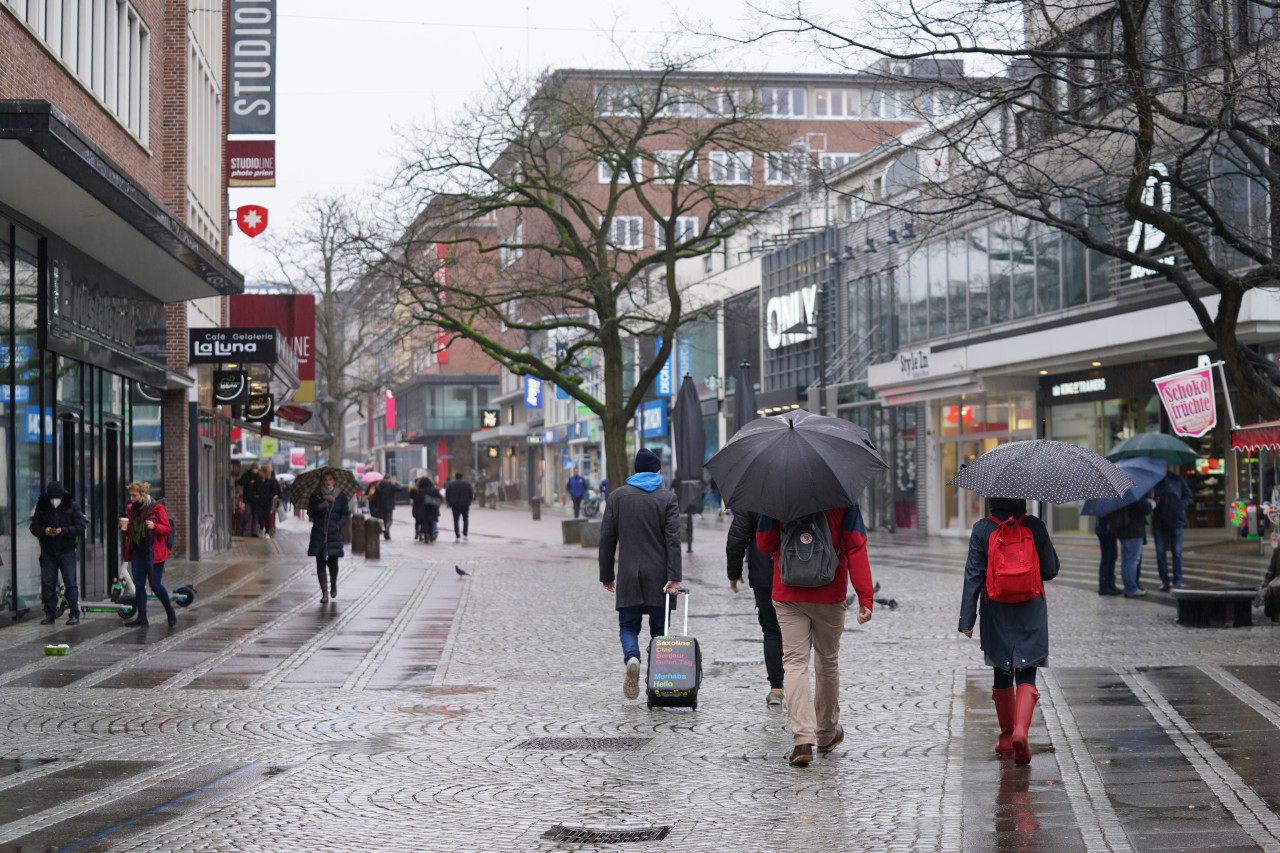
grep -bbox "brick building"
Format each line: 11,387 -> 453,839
0,0 -> 242,617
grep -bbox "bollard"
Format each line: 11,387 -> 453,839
365,519 -> 382,559
531,496 -> 541,521
351,515 -> 366,554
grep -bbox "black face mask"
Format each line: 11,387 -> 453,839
131,498 -> 145,507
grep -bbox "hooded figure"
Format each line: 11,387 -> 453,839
30,481 -> 88,625
598,448 -> 682,701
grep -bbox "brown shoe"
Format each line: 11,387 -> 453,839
787,744 -> 814,767
818,725 -> 845,754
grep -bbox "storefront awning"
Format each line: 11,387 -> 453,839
0,101 -> 243,301
471,423 -> 529,443
235,420 -> 331,447
1230,421 -> 1280,452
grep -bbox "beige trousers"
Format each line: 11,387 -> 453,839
774,599 -> 846,746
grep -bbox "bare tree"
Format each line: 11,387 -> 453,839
748,0 -> 1280,418
366,59 -> 785,486
263,195 -> 392,465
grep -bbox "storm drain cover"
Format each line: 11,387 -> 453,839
542,825 -> 671,843
517,736 -> 651,751
712,659 -> 764,667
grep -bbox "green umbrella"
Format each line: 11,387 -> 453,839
1105,432 -> 1197,465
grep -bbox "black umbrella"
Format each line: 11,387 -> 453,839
946,439 -> 1133,503
705,408 -> 887,521
673,375 -> 706,553
732,360 -> 759,437
287,466 -> 360,507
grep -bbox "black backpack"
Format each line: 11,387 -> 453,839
157,499 -> 176,551
779,511 -> 839,588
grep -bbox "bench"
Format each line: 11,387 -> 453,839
1171,586 -> 1256,628
581,521 -> 603,549
561,518 -> 587,545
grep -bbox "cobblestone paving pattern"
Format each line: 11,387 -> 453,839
0,512 -> 1279,851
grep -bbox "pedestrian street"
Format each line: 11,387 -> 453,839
1,507 -> 1279,852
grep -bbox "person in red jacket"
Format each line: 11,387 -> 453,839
120,481 -> 175,628
757,504 -> 874,767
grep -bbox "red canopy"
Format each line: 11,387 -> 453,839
1230,421 -> 1280,452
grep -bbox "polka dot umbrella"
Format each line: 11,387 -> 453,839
947,439 -> 1134,503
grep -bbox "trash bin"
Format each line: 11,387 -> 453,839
351,515 -> 366,554
365,519 -> 382,559
531,496 -> 541,521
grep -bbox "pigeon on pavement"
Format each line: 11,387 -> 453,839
455,565 -> 469,577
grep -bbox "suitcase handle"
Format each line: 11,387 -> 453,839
664,588 -> 689,637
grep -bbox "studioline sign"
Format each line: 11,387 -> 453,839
228,139 -> 276,187
228,0 -> 277,134
189,328 -> 278,364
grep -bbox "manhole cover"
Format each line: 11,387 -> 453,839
542,824 -> 671,843
516,737 -> 651,751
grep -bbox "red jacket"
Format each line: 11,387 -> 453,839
122,500 -> 171,564
756,506 -> 874,609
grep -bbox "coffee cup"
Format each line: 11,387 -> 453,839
118,517 -> 129,531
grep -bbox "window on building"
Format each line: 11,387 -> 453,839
653,150 -> 696,183
596,83 -> 641,116
655,216 -> 699,249
604,216 -> 644,250
818,153 -> 858,172
838,192 -> 867,220
499,224 -> 524,269
709,151 -> 753,184
760,86 -> 807,117
598,156 -> 643,184
8,0 -> 151,142
707,87 -> 752,116
789,211 -> 808,230
660,87 -> 700,116
813,89 -> 848,117
765,152 -> 799,185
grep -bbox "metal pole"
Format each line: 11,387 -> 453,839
1213,360 -> 1238,429
818,285 -> 828,416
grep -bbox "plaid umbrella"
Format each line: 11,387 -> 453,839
947,439 -> 1133,503
287,466 -> 360,507
1106,432 -> 1197,465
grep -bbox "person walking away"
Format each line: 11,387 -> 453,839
237,464 -> 262,537
367,477 -> 399,540
599,448 -> 682,701
257,465 -> 283,539
567,468 -> 587,518
1106,494 -> 1153,598
30,481 -> 87,626
412,477 -> 443,542
1095,512 -> 1121,595
120,481 -> 176,628
756,504 -> 874,767
445,472 -> 474,542
726,508 -> 784,706
1152,467 -> 1194,591
958,497 -> 1060,766
308,472 -> 350,603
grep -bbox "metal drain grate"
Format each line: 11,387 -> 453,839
517,736 -> 651,751
712,659 -> 764,667
542,824 -> 671,843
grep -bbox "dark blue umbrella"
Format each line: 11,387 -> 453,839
1080,456 -> 1168,517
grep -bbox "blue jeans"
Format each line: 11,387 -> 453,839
1120,537 -> 1144,594
1153,526 -> 1184,586
618,604 -> 667,664
130,555 -> 172,620
41,549 -> 79,618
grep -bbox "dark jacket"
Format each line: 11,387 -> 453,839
444,478 -> 473,509
238,469 -> 261,505
1106,498 -> 1152,540
29,482 -> 87,556
1152,474 -> 1194,529
411,480 -> 442,523
257,476 -> 283,511
726,510 -> 773,588
367,482 -> 399,519
307,489 -> 350,558
598,474 -> 681,609
958,504 -> 1060,673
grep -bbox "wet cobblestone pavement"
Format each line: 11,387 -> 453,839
2,508 -> 1279,852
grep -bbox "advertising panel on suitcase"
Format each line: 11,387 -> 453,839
650,637 -> 697,694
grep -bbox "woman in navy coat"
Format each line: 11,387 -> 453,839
307,472 -> 350,603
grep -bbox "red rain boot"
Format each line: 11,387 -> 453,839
992,687 -> 1016,756
1011,684 -> 1040,766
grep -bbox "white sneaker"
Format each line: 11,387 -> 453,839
623,657 -> 641,700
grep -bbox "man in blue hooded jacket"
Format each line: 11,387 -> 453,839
599,448 -> 682,700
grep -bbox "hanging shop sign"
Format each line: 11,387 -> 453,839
236,205 -> 269,238
765,284 -> 818,349
213,370 -> 251,405
245,393 -> 274,422
480,409 -> 500,429
275,403 -> 312,425
228,0 -> 277,134
1153,365 -> 1217,437
524,376 -> 543,409
190,328 -> 279,363
228,139 -> 276,187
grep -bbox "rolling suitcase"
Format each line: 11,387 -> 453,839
646,589 -> 703,710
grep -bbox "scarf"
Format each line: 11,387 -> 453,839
129,498 -> 152,546
318,484 -> 338,511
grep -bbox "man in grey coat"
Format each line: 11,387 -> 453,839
599,448 -> 682,700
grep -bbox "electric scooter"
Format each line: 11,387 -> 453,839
56,576 -> 196,620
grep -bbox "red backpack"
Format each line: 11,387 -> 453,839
984,515 -> 1043,603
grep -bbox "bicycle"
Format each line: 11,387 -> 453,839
581,489 -> 602,519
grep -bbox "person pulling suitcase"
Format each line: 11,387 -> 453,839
598,448 -> 682,701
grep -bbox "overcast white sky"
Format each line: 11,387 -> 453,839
225,0 -> 858,281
